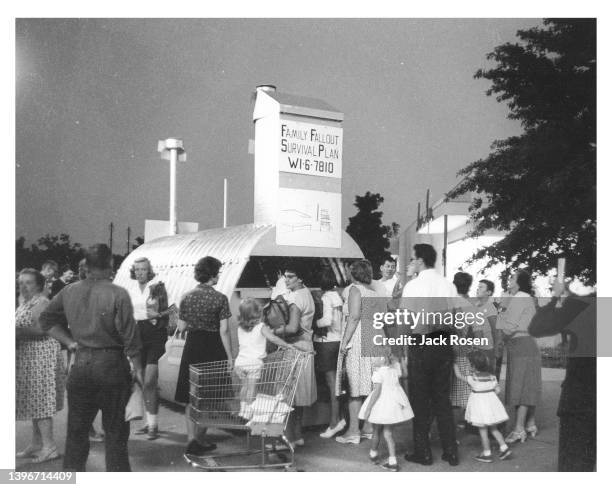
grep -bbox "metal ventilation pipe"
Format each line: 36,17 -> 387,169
256,84 -> 277,94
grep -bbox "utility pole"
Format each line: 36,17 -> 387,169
223,178 -> 228,228
126,226 -> 131,255
109,222 -> 114,255
157,138 -> 187,235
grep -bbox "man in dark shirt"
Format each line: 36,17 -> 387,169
40,244 -> 142,472
528,281 -> 596,472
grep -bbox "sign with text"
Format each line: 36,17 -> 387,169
279,119 -> 343,178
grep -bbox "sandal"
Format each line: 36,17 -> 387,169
526,425 -> 538,438
16,446 -> 41,458
505,430 -> 527,444
335,434 -> 361,444
32,447 -> 61,464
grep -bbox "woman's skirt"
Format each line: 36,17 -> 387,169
175,330 -> 227,404
314,341 -> 340,373
291,336 -> 317,407
450,355 -> 471,408
16,338 -> 65,420
505,335 -> 542,406
335,323 -> 373,397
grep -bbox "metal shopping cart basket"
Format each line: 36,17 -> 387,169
185,348 -> 309,471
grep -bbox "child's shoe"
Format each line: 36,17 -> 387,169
473,452 -> 493,463
498,447 -> 512,460
380,462 -> 399,472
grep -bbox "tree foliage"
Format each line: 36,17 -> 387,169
16,233 -> 132,272
447,19 -> 596,285
346,192 -> 396,273
16,234 -> 85,272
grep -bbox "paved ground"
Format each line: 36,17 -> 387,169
15,368 -> 564,472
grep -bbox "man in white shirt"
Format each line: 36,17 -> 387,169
373,255 -> 400,297
402,244 -> 459,467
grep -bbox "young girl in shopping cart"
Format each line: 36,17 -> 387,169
234,298 -> 309,418
359,348 -> 413,472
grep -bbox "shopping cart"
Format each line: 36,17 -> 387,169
184,348 -> 309,471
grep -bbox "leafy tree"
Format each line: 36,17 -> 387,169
447,19 -> 596,285
133,236 -> 144,250
16,234 -> 85,272
346,192 -> 395,274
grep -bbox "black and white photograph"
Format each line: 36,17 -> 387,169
4,3 -> 609,483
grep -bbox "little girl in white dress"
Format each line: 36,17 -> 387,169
458,350 -> 512,463
359,350 -> 413,471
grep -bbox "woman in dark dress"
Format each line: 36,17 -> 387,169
175,256 -> 232,456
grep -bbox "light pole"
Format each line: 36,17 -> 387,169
157,138 -> 186,236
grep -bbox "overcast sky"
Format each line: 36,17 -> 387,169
15,18 -> 539,249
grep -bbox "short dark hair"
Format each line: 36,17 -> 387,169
479,279 -> 495,295
515,269 -> 533,295
85,244 -> 113,270
381,254 -> 396,266
453,272 -> 473,295
350,259 -> 373,285
19,268 -> 46,291
194,256 -> 222,283
41,260 -> 59,271
60,264 -> 73,274
413,244 -> 436,268
319,268 -> 337,292
468,349 -> 492,374
130,257 -> 156,281
284,262 -> 308,282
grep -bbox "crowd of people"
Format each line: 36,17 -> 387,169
14,243 -> 595,472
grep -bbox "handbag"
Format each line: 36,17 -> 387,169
157,329 -> 186,401
263,295 -> 304,353
125,381 -> 144,422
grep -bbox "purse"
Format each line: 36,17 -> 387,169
125,381 -> 144,422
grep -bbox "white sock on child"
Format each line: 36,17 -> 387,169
146,412 -> 158,428
500,444 -> 508,452
369,450 -> 378,458
483,450 -> 491,456
388,456 -> 397,465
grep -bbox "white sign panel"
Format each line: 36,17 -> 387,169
279,119 -> 343,178
276,188 -> 341,248
144,220 -> 199,243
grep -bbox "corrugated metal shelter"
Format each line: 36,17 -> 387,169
114,223 -> 363,304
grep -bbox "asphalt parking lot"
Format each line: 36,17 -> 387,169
15,369 -> 564,472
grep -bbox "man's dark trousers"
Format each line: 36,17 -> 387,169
408,334 -> 457,458
64,348 -> 132,471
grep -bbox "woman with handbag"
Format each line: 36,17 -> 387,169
270,263 -> 316,448
125,257 -> 171,441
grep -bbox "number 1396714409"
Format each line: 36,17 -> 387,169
7,471 -> 74,481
